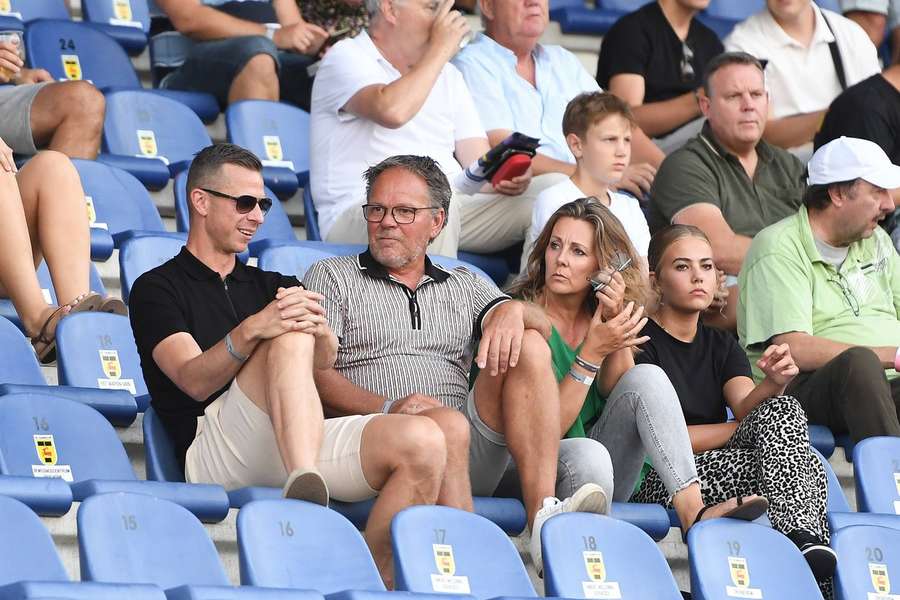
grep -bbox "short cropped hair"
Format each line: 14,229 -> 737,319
364,155 -> 452,215
702,51 -> 765,96
562,91 -> 635,139
803,179 -> 859,211
186,143 -> 262,195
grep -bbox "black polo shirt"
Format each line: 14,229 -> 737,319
129,247 -> 298,469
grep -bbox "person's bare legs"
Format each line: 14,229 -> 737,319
0,168 -> 63,337
15,151 -> 90,306
29,81 -> 105,159
236,331 -> 325,471
421,406 -> 474,511
360,414 -> 447,587
472,329 -> 560,526
228,53 -> 279,105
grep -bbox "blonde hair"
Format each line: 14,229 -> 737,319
508,197 -> 648,310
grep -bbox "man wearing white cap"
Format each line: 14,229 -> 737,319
738,136 -> 900,444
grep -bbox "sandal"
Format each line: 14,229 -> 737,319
31,292 -> 102,364
682,495 -> 769,543
99,296 -> 127,316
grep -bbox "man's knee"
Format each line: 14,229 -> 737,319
835,346 -> 885,382
264,331 -> 316,364
515,329 -> 552,372
392,417 -> 448,477
426,407 -> 470,453
49,81 -> 104,120
236,52 -> 278,83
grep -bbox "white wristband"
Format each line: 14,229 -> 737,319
567,368 -> 594,386
264,22 -> 281,40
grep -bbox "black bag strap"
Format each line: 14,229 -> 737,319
822,12 -> 848,91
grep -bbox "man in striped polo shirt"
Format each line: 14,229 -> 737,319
305,154 -> 610,574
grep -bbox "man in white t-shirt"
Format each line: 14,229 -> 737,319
725,0 -> 880,158
526,92 -> 651,269
310,0 -> 562,258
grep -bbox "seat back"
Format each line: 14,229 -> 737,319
0,495 -> 70,585
103,90 -> 212,168
78,492 -> 230,588
1,0 -> 69,22
73,159 -> 165,237
814,446 -> 852,512
172,170 -> 295,243
81,0 -> 150,32
688,520 -> 823,599
702,0 -> 765,20
854,437 -> 900,514
118,234 -> 186,303
256,245 -> 334,280
600,0 -> 653,11
142,406 -> 185,483
0,317 -> 46,385
391,505 -> 536,599
302,185 -> 322,241
541,513 -> 681,598
238,499 -> 386,593
26,19 -> 140,88
0,392 -> 135,481
56,312 -> 148,403
832,524 -> 900,600
226,100 -> 311,184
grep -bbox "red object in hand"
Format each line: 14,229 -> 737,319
490,153 -> 532,187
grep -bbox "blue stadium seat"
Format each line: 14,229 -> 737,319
809,425 -> 836,459
0,316 -> 138,426
0,494 -> 166,600
832,525 -> 900,600
392,505 -> 536,599
688,520 -> 823,599
301,185 -> 322,241
702,0 -> 765,20
0,0 -> 68,31
226,100 -> 311,198
81,0 -> 150,55
815,446 -> 900,533
79,492 -> 318,600
173,170 -> 297,255
608,502 -> 672,542
238,499 -> 396,598
257,245 -> 334,280
118,233 -> 186,303
73,159 -> 166,254
853,437 -> 900,514
0,392 -> 230,522
100,90 -> 213,189
143,405 -> 184,483
541,512 -> 681,598
56,312 -> 150,412
815,0 -> 841,10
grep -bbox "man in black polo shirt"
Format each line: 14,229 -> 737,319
129,144 -> 457,584
305,154 -> 609,576
597,0 -> 723,154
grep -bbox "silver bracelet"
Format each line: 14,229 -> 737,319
225,332 -> 248,363
574,354 -> 601,373
567,368 -> 594,386
382,399 -> 396,414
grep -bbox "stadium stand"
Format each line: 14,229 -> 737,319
0,494 -> 166,599
831,524 -> 900,600
80,0 -> 150,55
0,0 -> 68,31
0,392 -> 230,521
688,519 -> 823,599
540,512 -> 682,598
256,245 -> 334,281
225,100 -> 311,199
853,437 -> 900,514
79,492 -> 318,599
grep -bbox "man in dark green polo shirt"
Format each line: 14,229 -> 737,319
649,52 -> 807,329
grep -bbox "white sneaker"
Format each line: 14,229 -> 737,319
529,483 -> 608,577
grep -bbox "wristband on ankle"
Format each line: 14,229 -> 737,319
574,354 -> 601,373
568,368 -> 594,386
894,347 -> 900,371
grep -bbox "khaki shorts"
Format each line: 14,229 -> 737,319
185,378 -> 377,501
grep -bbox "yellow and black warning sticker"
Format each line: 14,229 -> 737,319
868,561 -> 900,599
136,129 -> 158,157
726,556 -> 762,599
31,434 -> 73,481
34,434 -> 56,465
430,544 -> 470,594
261,135 -> 295,170
582,551 -> 621,599
110,0 -> 142,29
61,54 -> 82,80
97,349 -> 137,394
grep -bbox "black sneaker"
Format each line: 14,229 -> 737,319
787,530 -> 837,581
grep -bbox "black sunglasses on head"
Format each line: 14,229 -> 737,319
201,188 -> 273,215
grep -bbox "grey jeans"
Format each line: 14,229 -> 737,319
587,363 -> 699,502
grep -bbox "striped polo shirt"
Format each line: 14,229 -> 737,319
303,251 -> 510,410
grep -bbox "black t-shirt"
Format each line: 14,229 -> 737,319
151,0 -> 276,35
129,247 -> 298,469
596,2 -> 723,135
634,319 -> 751,425
815,74 -> 900,164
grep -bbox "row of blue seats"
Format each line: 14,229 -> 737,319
549,0 -> 841,37
2,489 -> 900,600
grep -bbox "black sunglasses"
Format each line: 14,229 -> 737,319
680,41 -> 695,82
201,188 -> 272,215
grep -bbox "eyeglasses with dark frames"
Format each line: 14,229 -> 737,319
680,42 -> 695,82
201,188 -> 273,215
827,272 -> 860,317
362,203 -> 435,224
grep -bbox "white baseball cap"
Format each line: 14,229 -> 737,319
807,136 -> 900,189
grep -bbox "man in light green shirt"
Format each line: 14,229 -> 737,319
739,137 -> 900,444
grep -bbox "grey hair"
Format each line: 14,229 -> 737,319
364,0 -> 381,17
363,155 -> 452,215
702,51 -> 765,96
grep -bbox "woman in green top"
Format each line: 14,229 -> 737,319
508,197 -> 767,536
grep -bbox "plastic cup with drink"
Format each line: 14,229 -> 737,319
0,30 -> 24,82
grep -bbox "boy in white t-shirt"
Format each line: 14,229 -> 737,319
525,92 -> 651,269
